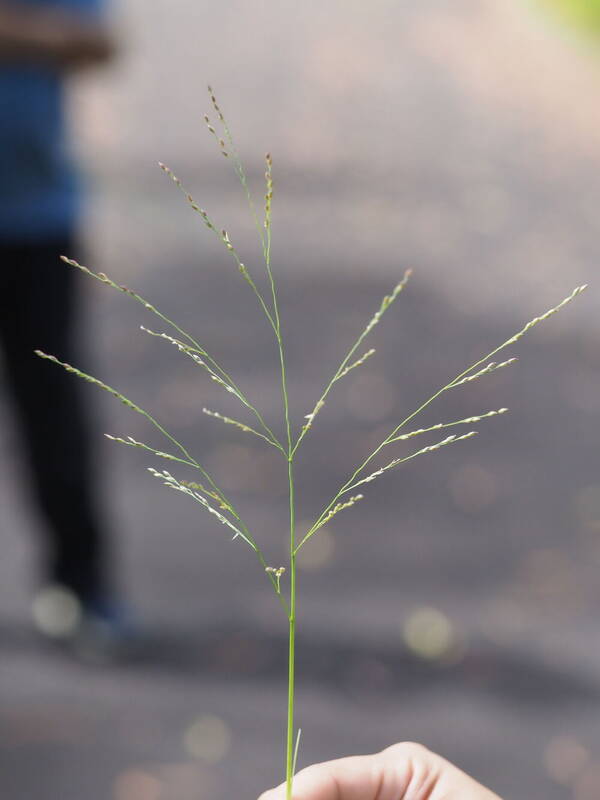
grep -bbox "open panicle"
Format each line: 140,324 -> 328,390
39,92 -> 587,800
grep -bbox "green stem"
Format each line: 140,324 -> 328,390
286,457 -> 297,800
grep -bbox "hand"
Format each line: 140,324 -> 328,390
259,742 -> 502,800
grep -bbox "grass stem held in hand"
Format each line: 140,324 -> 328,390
37,87 -> 587,800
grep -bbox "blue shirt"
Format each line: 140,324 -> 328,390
0,0 -> 104,242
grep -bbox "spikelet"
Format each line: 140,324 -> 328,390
265,565 -> 286,592
507,285 -> 587,344
203,114 -> 229,157
159,162 -> 216,231
336,349 -> 376,380
104,434 -> 193,465
314,495 -> 364,530
35,352 -> 145,414
451,359 -> 517,387
301,399 -> 325,433
207,84 -> 225,123
61,256 -> 160,313
147,468 -> 255,549
364,270 -> 412,335
388,408 -> 508,443
265,152 -> 273,231
140,326 -> 205,360
179,479 -> 233,512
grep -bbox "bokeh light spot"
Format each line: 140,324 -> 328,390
543,735 -> 590,785
31,584 -> 82,638
448,463 -> 498,513
345,372 -> 395,422
573,763 -> 600,800
402,607 -> 458,661
113,769 -> 162,800
183,715 -> 231,763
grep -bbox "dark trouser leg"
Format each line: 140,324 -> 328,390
0,238 -> 110,604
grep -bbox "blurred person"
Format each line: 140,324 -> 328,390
259,742 -> 501,800
0,0 -> 120,651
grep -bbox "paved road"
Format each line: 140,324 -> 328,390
1,1 -> 600,799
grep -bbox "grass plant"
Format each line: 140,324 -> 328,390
36,88 -> 586,799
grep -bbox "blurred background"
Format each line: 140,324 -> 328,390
1,0 -> 599,798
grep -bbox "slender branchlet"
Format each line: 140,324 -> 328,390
60,256 -> 264,422
207,86 -> 268,261
337,348 -> 376,379
343,431 -> 478,494
35,350 -> 233,510
202,407 -> 284,451
450,358 -> 517,387
386,407 -> 508,444
104,434 -> 198,469
265,152 -> 273,233
301,495 -> 364,546
204,114 -> 229,157
139,325 -> 281,449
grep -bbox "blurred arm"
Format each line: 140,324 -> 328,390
0,2 -> 115,69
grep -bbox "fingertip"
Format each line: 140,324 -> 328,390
257,783 -> 285,800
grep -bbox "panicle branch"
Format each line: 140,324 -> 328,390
139,327 -> 281,449
295,495 -> 363,552
35,350 -> 235,514
292,270 -> 412,455
60,256 -> 239,388
147,467 -> 256,549
159,162 -> 277,334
